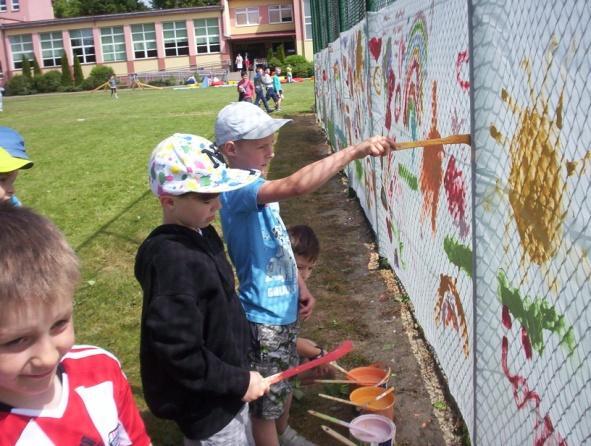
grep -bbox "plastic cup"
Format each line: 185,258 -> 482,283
349,414 -> 396,445
349,386 -> 395,420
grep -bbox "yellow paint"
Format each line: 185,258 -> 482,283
566,150 -> 591,176
490,39 -> 578,266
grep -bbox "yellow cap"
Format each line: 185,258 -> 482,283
0,147 -> 33,173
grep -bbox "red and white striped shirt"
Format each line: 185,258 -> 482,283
0,345 -> 151,446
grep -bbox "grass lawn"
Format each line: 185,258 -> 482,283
2,81 -> 315,444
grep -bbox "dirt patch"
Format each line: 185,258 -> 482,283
273,113 -> 466,445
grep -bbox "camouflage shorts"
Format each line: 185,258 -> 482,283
249,321 -> 299,420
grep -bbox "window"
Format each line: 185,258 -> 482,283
269,5 -> 293,24
194,18 -> 220,54
11,0 -> 18,11
0,1 -> 7,12
40,32 -> 63,67
101,26 -> 126,62
303,0 -> 312,40
162,21 -> 189,56
9,34 -> 33,69
70,29 -> 95,63
131,23 -> 157,59
235,7 -> 259,26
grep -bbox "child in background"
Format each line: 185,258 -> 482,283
254,67 -> 273,113
0,127 -> 34,207
237,70 -> 255,103
216,101 -> 395,446
271,68 -> 283,111
135,134 -> 269,445
288,225 -> 334,383
109,74 -> 118,99
286,66 -> 293,83
0,205 -> 152,445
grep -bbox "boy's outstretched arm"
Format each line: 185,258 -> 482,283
257,135 -> 395,205
298,273 -> 315,320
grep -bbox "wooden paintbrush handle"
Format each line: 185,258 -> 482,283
395,133 -> 471,151
321,425 -> 357,446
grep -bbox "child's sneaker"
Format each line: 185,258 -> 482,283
279,425 -> 316,446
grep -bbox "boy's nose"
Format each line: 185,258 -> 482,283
30,337 -> 60,370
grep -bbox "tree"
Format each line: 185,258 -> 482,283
32,57 -> 43,77
21,56 -> 32,79
52,0 -> 147,18
152,0 -> 219,8
60,52 -> 73,86
276,44 -> 286,64
266,47 -> 274,64
73,56 -> 84,86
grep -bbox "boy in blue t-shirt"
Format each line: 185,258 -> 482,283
0,127 -> 34,207
215,101 -> 395,446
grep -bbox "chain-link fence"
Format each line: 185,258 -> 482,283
313,0 -> 591,444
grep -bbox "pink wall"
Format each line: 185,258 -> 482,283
0,0 -> 54,24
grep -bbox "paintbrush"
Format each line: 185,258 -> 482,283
394,133 -> 471,151
320,425 -> 357,446
313,379 -> 358,384
317,393 -> 367,408
368,386 -> 395,403
308,410 -> 378,438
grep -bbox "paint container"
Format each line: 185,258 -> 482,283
347,366 -> 390,387
349,386 -> 395,420
349,414 -> 396,446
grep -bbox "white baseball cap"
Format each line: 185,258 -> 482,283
215,102 -> 291,146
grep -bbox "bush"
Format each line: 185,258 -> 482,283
276,44 -> 286,63
267,57 -> 282,70
82,65 -> 115,90
34,71 -> 62,93
5,75 -> 34,95
285,55 -> 309,66
292,62 -> 314,78
21,56 -> 32,79
147,78 -> 176,87
61,52 -> 72,86
73,56 -> 84,86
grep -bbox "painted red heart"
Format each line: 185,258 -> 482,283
369,37 -> 382,61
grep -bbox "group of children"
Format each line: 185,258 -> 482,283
0,102 -> 396,445
237,67 -> 284,113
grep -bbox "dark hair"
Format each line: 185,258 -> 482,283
0,204 -> 80,305
241,69 -> 248,77
288,225 -> 320,262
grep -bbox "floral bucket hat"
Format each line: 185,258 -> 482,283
148,133 -> 259,196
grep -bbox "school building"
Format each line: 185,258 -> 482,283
0,0 -> 313,82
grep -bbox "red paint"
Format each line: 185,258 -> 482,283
385,69 -> 396,130
502,304 -> 512,329
322,69 -> 327,82
443,155 -> 469,238
369,37 -> 382,61
521,327 -> 533,360
455,50 -> 470,91
501,333 -> 567,444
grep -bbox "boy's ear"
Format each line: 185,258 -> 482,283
220,141 -> 237,158
159,195 -> 175,210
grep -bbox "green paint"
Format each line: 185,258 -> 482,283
497,271 -> 576,356
444,236 -> 472,278
327,120 -> 336,149
398,163 -> 418,190
354,159 -> 364,182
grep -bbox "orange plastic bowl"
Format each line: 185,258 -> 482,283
350,386 -> 395,420
347,366 -> 390,387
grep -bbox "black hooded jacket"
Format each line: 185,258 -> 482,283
134,224 -> 251,440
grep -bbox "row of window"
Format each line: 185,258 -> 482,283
234,2 -> 312,39
0,0 -> 19,12
235,5 -> 292,26
10,19 -> 220,69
